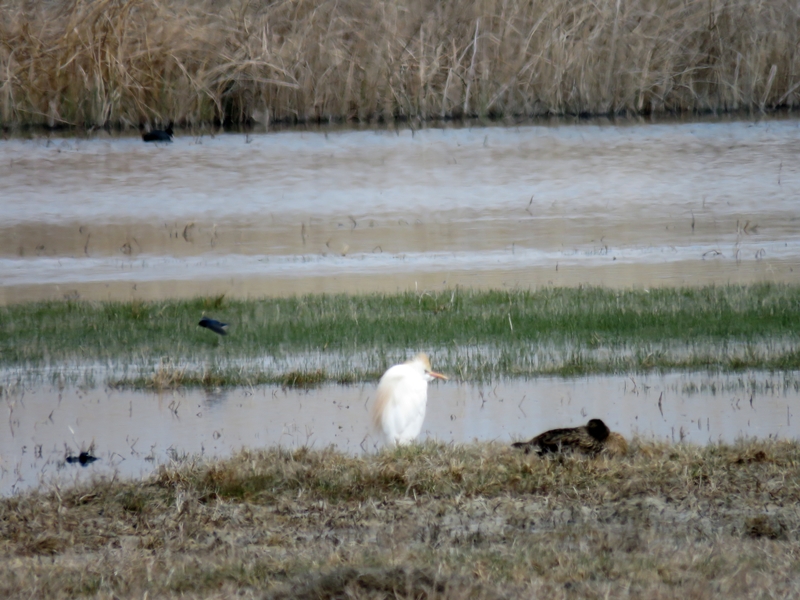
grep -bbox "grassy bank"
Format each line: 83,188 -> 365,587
2,0 -> 800,129
1,441 -> 799,598
1,285 -> 799,388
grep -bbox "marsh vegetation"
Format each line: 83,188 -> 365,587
2,285 -> 799,388
3,0 -> 800,129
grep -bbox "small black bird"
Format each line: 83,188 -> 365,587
66,451 -> 98,466
512,418 -> 627,457
199,317 -> 228,335
142,125 -> 174,142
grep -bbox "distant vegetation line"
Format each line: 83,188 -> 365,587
2,0 -> 800,129
1,285 -> 799,388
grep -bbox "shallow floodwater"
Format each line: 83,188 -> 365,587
3,118 -> 800,304
2,372 -> 798,495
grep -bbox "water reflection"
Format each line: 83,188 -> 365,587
2,371 -> 798,495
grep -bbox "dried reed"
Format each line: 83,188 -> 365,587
2,0 -> 800,128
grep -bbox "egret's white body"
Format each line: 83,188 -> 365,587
371,353 -> 448,447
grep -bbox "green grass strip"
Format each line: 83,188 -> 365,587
1,284 -> 799,387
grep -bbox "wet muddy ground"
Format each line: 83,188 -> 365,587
2,371 -> 797,496
3,118 -> 800,304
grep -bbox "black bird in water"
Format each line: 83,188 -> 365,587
66,451 -> 98,466
199,317 -> 228,335
512,418 -> 628,457
142,125 -> 174,142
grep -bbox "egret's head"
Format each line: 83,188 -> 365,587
413,353 -> 448,382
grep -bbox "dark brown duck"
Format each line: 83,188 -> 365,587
512,418 -> 628,457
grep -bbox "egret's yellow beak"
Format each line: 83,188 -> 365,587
428,371 -> 448,380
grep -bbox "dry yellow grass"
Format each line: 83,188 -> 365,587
1,440 -> 800,598
2,0 -> 799,129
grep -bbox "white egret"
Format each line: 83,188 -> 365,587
371,353 -> 448,447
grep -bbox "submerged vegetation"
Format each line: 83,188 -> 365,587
2,0 -> 800,129
1,284 -> 799,388
1,441 -> 799,598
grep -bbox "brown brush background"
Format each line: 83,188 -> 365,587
1,0 -> 800,128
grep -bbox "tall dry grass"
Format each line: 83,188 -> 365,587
1,0 -> 800,128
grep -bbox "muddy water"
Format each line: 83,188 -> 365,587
2,372 -> 797,495
3,118 -> 800,304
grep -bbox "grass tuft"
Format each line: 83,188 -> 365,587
280,369 -> 328,388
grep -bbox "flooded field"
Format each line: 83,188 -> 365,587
3,118 -> 800,304
4,117 -> 800,496
2,371 -> 797,496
